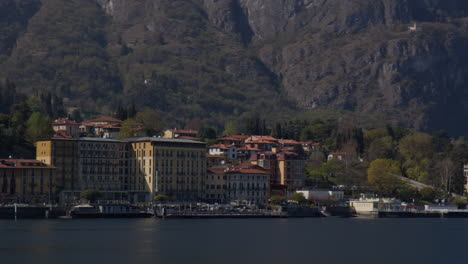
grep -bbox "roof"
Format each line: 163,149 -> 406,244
226,169 -> 270,175
209,144 -> 236,150
38,137 -> 125,143
53,131 -> 72,139
218,135 -> 249,141
0,159 -> 55,169
52,117 -> 79,126
245,135 -> 278,143
123,137 -> 205,145
237,147 -> 261,151
168,129 -> 198,135
178,136 -> 200,140
83,116 -> 123,124
278,139 -> 302,145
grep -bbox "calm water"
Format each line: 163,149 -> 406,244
0,218 -> 466,264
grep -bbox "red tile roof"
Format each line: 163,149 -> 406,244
278,139 -> 302,145
226,169 -> 270,175
53,131 -> 72,139
218,135 -> 249,141
245,136 -> 278,143
83,116 -> 123,124
53,117 -> 79,125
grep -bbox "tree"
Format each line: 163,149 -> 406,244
291,193 -> 306,204
118,119 -> 138,139
26,112 -> 53,142
419,187 -> 438,202
80,189 -> 101,203
198,127 -> 217,139
398,133 -> 434,182
222,120 -> 239,136
269,195 -> 286,205
70,109 -> 83,122
135,109 -> 165,136
367,159 -> 402,196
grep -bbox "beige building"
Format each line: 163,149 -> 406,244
0,159 -> 57,203
125,137 -> 207,201
251,150 -> 305,188
226,168 -> 270,204
206,167 -> 228,203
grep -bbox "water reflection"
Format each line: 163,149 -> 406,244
0,218 -> 466,264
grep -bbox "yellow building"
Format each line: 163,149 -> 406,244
36,139 -> 78,200
0,159 -> 56,203
125,137 -> 206,201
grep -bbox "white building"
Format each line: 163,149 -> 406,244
208,144 -> 238,160
296,190 -> 344,201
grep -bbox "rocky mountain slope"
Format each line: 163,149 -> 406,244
2,0 -> 468,135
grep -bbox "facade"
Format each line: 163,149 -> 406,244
208,144 -> 237,160
206,167 -> 228,203
217,135 -> 249,147
36,138 -> 133,202
80,117 -> 123,138
52,118 -> 80,138
0,159 -> 56,203
251,150 -> 305,188
244,136 -> 279,151
37,137 -> 206,203
296,190 -> 344,201
225,169 -> 270,204
125,137 -> 207,201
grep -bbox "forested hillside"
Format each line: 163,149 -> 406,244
2,0 -> 468,136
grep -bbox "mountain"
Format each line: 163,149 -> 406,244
1,0 -> 468,135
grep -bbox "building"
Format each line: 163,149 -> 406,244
296,190 -> 344,201
80,116 -> 123,138
217,135 -> 249,147
251,150 -> 305,188
208,144 -> 237,160
36,138 -> 134,203
225,168 -> 270,204
163,129 -> 199,140
52,118 -> 80,138
244,136 -> 279,151
0,159 -> 57,203
206,166 -> 229,203
125,137 -> 207,201
349,194 -> 402,216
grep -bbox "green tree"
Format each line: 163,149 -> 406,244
269,195 -> 286,205
398,133 -> 434,182
419,187 -> 438,202
80,189 -> 101,203
367,159 -> 402,196
26,112 -> 53,142
118,119 -> 138,139
135,109 -> 165,136
222,120 -> 239,136
291,193 -> 307,204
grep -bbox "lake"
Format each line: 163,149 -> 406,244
0,218 -> 466,264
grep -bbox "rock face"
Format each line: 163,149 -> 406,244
202,0 -> 468,134
2,0 -> 468,134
